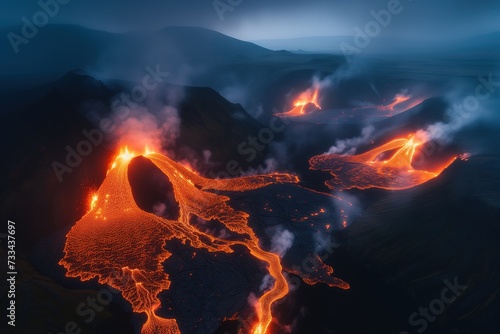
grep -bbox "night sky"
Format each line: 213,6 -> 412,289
1,0 -> 499,42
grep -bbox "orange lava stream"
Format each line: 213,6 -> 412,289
60,147 -> 317,334
310,134 -> 458,191
376,94 -> 425,116
275,86 -> 321,117
377,94 -> 411,112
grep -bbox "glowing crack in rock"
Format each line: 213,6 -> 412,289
309,134 -> 458,191
60,147 -> 348,334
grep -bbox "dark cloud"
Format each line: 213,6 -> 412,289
1,0 -> 499,41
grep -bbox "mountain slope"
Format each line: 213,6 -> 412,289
0,25 -> 277,92
0,71 -> 268,253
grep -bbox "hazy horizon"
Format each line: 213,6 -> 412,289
2,21 -> 499,55
2,0 -> 499,43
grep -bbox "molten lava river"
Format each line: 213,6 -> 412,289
310,134 -> 458,191
60,147 -> 349,334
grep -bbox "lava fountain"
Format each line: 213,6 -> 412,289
310,133 -> 458,191
275,85 -> 322,117
60,147 -> 348,334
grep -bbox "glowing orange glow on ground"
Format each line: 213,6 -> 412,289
275,86 -> 321,117
310,134 -> 458,191
60,147 -> 347,334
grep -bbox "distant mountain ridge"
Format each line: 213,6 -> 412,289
252,31 -> 500,55
0,25 -> 277,92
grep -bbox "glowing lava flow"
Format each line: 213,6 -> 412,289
377,93 -> 411,113
275,86 -> 321,117
60,147 -> 333,334
310,134 -> 458,191
376,94 -> 426,116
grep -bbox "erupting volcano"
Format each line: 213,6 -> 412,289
309,133 -> 459,191
274,86 -> 428,124
275,85 -> 321,117
60,147 -> 348,334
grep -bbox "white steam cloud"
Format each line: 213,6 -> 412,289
270,226 -> 295,258
260,226 -> 294,292
326,125 -> 375,155
114,105 -> 181,153
416,98 -> 480,145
